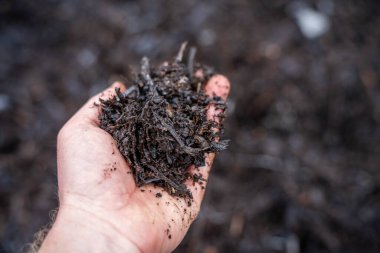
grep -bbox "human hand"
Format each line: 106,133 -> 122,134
39,75 -> 230,253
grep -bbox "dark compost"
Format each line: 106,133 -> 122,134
98,45 -> 228,198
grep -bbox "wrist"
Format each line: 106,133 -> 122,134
39,205 -> 142,253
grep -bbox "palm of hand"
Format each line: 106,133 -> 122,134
56,77 -> 229,253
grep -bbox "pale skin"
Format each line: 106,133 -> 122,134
39,75 -> 230,253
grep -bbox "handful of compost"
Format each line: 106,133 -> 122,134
99,44 -> 228,199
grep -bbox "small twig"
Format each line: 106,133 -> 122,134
155,113 -> 209,155
115,87 -> 123,101
146,164 -> 189,195
123,86 -> 139,97
140,57 -> 154,87
175,42 -> 188,62
142,178 -> 161,184
187,47 -> 197,78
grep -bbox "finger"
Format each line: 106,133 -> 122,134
68,82 -> 126,127
204,74 -> 230,102
189,74 -> 230,202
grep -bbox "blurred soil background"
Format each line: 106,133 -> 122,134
1,0 -> 380,252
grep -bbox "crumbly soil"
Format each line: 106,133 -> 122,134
98,45 -> 227,198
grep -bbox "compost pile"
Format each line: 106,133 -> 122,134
98,45 -> 228,198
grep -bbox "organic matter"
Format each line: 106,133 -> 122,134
98,44 -> 228,198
